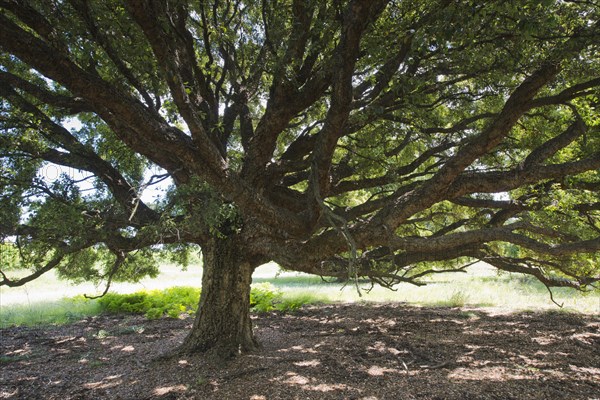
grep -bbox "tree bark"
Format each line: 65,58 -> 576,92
179,235 -> 259,358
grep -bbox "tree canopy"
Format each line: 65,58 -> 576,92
1,0 -> 599,354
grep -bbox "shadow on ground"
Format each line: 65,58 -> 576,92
1,304 -> 599,399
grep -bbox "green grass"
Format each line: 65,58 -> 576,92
0,297 -> 102,327
275,292 -> 329,311
0,262 -> 204,306
258,263 -> 600,313
1,262 -> 598,328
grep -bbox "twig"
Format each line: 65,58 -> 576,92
544,284 -> 564,308
311,159 -> 362,296
419,360 -> 452,369
84,251 -> 125,299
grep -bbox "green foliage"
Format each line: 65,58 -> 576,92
250,282 -> 283,313
97,283 -> 319,318
169,178 -> 243,238
1,0 -> 599,325
2,265 -> 598,329
250,283 -> 326,313
274,293 -> 325,312
156,243 -> 201,270
80,117 -> 147,185
0,354 -> 30,364
98,286 -> 200,319
112,249 -> 161,283
0,242 -> 21,270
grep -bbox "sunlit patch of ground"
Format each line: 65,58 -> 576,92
1,304 -> 598,399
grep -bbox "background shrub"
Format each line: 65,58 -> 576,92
96,284 -> 312,319
250,282 -> 282,313
98,287 -> 200,319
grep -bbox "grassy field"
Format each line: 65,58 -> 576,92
1,262 -> 598,328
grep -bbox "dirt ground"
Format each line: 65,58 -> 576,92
1,303 -> 599,400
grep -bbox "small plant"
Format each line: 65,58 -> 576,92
95,329 -> 110,339
456,311 -> 479,320
0,354 -> 29,364
88,360 -> 105,368
97,287 -> 200,319
250,283 -> 282,313
95,284 -> 315,319
434,290 -> 470,308
145,308 -> 163,320
195,375 -> 209,387
448,290 -> 468,308
114,325 -> 145,335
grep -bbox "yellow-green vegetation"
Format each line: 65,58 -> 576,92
95,283 -> 320,319
98,286 -> 200,319
0,281 -> 325,327
1,263 -> 598,328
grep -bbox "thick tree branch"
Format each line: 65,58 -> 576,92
371,30 -> 594,229
528,77 -> 600,109
0,12 -> 201,182
449,153 -> 600,197
1,252 -> 66,287
1,9 -> 296,235
0,71 -> 91,114
123,1 -> 222,153
0,83 -> 159,223
522,117 -> 586,169
243,1 -> 388,187
310,0 -> 390,197
331,142 -> 454,195
68,0 -> 159,111
477,251 -> 599,290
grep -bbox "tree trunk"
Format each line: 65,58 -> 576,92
179,235 -> 259,358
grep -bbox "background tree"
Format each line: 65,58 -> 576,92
1,0 -> 599,357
